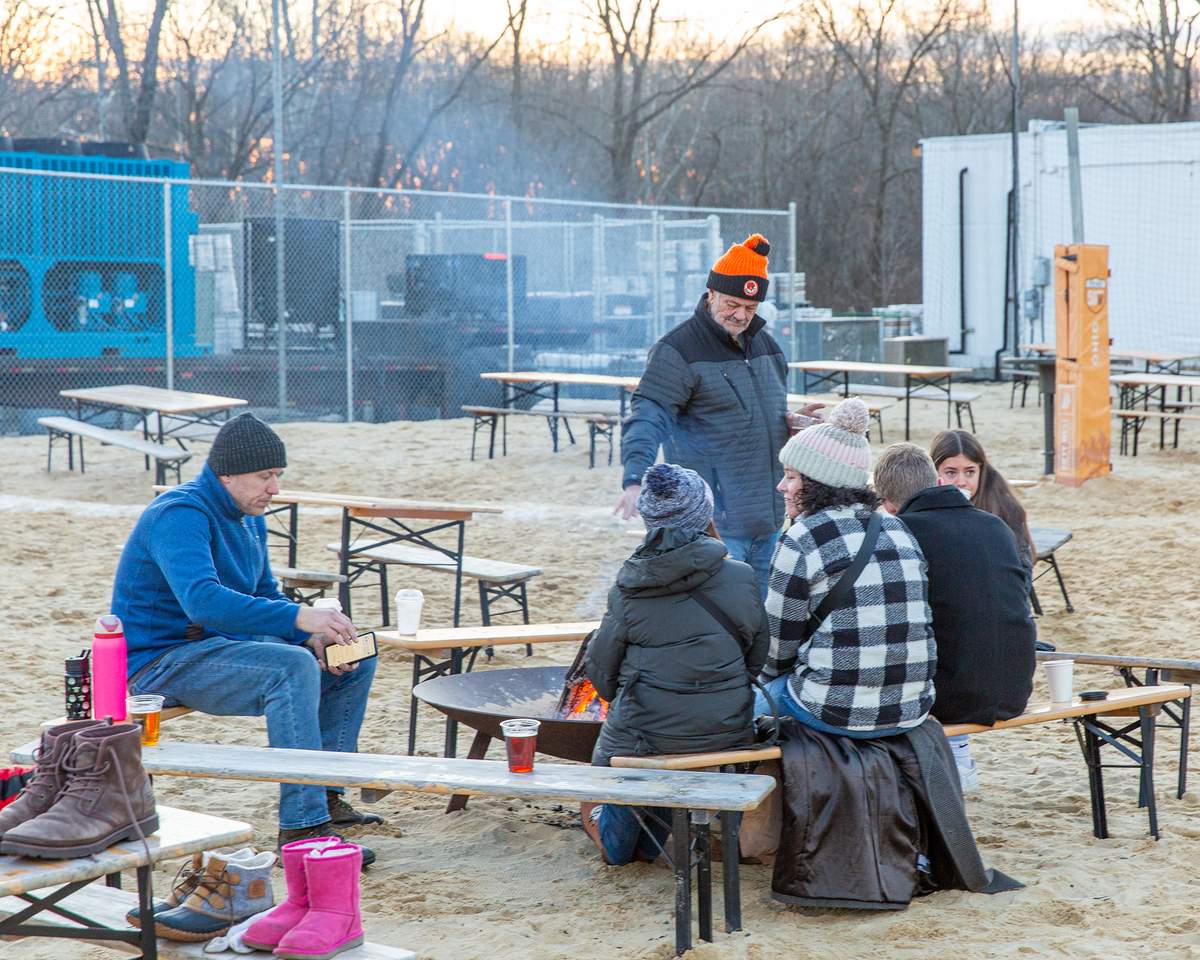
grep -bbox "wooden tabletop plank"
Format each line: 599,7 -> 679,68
0,806 -> 251,897
1035,650 -> 1200,674
377,620 -> 600,649
156,485 -> 504,517
60,384 -> 248,415
8,742 -> 774,812
1112,348 -> 1200,364
481,371 -> 642,388
788,360 -> 972,377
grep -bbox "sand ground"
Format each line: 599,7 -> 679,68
2,383 -> 1199,959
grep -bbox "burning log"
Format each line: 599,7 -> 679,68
555,630 -> 609,721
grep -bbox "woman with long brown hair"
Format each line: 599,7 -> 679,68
929,429 -> 1036,577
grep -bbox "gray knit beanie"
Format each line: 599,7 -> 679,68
778,397 -> 871,489
637,463 -> 714,532
208,413 -> 287,476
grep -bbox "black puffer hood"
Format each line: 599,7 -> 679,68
617,527 -> 729,597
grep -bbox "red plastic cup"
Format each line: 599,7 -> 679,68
500,718 -> 540,773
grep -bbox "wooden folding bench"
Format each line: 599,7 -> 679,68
1115,409 -> 1200,455
38,416 -> 192,485
1029,527 -> 1074,613
462,403 -> 619,465
11,741 -> 774,958
326,540 -> 541,629
274,565 -> 348,605
835,383 -> 981,432
612,684 -> 1191,840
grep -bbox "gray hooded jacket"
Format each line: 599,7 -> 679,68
586,527 -> 769,764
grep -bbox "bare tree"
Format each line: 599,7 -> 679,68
87,0 -> 171,145
0,1 -> 81,131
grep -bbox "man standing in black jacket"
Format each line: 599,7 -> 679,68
615,234 -> 797,596
874,443 -> 1036,792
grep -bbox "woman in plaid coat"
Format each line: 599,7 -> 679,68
758,398 -> 936,737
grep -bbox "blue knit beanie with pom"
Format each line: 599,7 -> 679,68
636,463 -> 714,532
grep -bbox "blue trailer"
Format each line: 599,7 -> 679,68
0,148 -> 203,359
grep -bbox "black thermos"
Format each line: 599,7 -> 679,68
64,650 -> 92,720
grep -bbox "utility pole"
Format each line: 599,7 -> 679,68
271,0 -> 288,412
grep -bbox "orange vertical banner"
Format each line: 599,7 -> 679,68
1054,244 -> 1111,486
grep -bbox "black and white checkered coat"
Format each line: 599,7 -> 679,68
763,505 -> 936,732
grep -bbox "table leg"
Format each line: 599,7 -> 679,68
338,509 -> 352,615
1139,706 -> 1159,839
720,810 -> 742,932
693,811 -> 712,943
904,376 -> 913,441
446,731 -> 491,813
1042,386 -> 1055,474
444,646 -> 464,758
672,808 -> 692,957
288,503 -> 299,569
946,375 -> 953,427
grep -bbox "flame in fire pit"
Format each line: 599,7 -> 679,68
557,678 -> 609,721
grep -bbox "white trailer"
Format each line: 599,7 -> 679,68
921,119 -> 1200,370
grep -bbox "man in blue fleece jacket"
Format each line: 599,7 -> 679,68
113,413 -> 380,863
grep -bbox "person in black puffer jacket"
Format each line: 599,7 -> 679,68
581,463 -> 768,866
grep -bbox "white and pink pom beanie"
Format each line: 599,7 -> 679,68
778,397 -> 872,489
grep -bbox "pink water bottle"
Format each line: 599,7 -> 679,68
91,615 -> 127,722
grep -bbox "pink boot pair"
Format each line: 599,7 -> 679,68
243,837 -> 364,960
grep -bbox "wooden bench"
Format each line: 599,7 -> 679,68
0,804 -> 253,959
1114,408 -> 1200,456
787,393 -> 892,442
376,621 -> 599,755
274,565 -> 348,605
38,416 -> 192,485
326,540 -> 541,629
1036,650 -> 1198,799
10,741 -> 775,956
1008,369 -> 1038,408
462,405 -> 619,465
612,684 -> 1190,840
1030,527 -> 1074,613
835,383 -> 981,431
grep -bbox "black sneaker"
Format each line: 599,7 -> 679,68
326,790 -> 384,827
276,822 -> 376,869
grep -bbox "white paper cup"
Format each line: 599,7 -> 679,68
312,597 -> 342,612
1044,659 -> 1074,703
393,589 -> 425,635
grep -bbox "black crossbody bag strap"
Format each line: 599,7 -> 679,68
801,510 -> 883,643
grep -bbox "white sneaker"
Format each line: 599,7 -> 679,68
956,757 -> 980,794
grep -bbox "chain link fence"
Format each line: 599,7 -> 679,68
0,155 -> 799,431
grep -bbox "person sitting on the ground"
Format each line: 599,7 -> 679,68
930,429 -> 1036,585
581,463 -> 767,865
112,413 -> 381,866
758,398 -> 936,738
874,442 -> 1036,792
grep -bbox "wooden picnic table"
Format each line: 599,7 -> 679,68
1020,344 -> 1198,372
788,360 -> 972,440
267,488 -> 503,627
0,805 -> 251,960
1110,371 -> 1200,450
60,384 -> 247,447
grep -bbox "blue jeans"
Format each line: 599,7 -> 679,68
595,804 -> 672,866
753,675 -> 907,740
723,531 -> 779,600
129,635 -> 377,830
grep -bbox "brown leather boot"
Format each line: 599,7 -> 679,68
0,722 -> 158,859
0,719 -> 105,839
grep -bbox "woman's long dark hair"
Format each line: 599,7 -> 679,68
930,429 -> 1035,561
798,476 -> 880,517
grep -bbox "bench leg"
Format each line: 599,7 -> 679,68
588,422 -> 597,469
720,811 -> 742,932
967,402 -> 976,432
407,656 -> 424,756
446,730 -> 491,813
78,436 -> 85,473
1179,694 -> 1191,799
672,808 -> 692,957
469,416 -> 479,462
105,871 -> 122,889
1140,706 -> 1159,839
1029,585 -> 1043,617
137,863 -> 158,960
1048,556 -> 1074,613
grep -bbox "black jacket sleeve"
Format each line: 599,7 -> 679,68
744,604 -> 770,678
620,341 -> 696,488
584,588 -> 629,703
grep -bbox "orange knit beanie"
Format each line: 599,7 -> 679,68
707,234 -> 770,302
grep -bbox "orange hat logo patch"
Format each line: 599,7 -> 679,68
743,280 -> 758,298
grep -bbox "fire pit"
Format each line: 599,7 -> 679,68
412,666 -> 602,763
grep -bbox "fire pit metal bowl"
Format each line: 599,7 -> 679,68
412,666 -> 602,763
